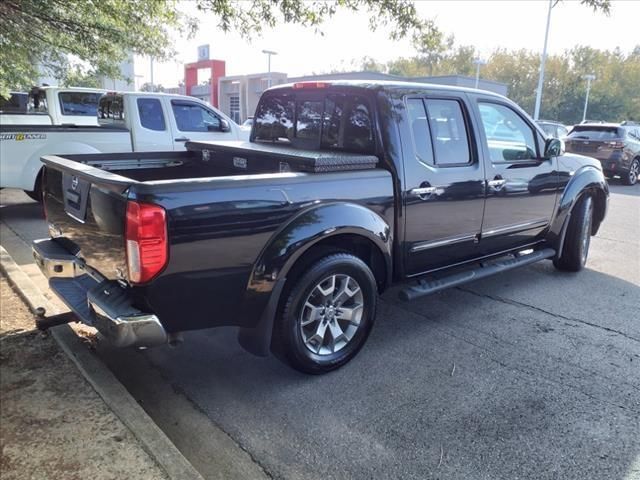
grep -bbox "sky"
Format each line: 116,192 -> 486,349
136,0 -> 640,89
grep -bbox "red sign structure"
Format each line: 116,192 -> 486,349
184,59 -> 226,107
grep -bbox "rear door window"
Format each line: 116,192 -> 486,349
424,99 -> 471,166
59,92 -> 101,116
137,98 -> 166,131
406,98 -> 434,165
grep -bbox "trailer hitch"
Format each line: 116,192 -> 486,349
34,307 -> 77,331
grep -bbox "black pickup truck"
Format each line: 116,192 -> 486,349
33,81 -> 608,374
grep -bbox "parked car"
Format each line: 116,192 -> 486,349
536,120 -> 569,139
32,80 -> 608,374
0,86 -> 105,126
565,122 -> 640,185
0,92 -> 247,200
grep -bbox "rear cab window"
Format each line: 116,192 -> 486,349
59,92 -> 102,116
98,95 -> 125,126
252,88 -> 375,153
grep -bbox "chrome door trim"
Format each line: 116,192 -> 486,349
410,233 -> 478,253
410,186 -> 438,195
482,218 -> 549,238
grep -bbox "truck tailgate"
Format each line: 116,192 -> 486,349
41,154 -> 133,281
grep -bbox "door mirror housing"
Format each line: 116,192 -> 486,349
544,137 -> 564,158
219,118 -> 231,133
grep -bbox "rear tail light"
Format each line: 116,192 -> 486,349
125,201 -> 168,284
605,141 -> 625,149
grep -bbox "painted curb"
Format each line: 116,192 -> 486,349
0,246 -> 204,480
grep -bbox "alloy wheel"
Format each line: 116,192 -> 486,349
628,160 -> 639,185
299,274 -> 364,355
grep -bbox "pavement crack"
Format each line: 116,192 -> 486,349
386,300 -> 639,414
595,236 -> 639,246
457,286 -> 640,344
167,382 -> 277,480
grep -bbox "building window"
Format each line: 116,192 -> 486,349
229,95 -> 240,124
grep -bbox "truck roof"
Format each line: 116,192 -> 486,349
38,86 -> 106,93
268,79 -> 505,99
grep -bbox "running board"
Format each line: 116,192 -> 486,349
399,248 -> 556,302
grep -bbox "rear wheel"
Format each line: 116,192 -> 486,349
553,194 -> 593,272
621,158 -> 639,186
273,253 -> 377,374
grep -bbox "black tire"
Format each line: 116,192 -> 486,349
621,158 -> 639,186
553,194 -> 594,272
24,171 -> 43,202
273,253 -> 377,374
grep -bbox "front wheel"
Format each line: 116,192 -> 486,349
553,194 -> 593,272
274,253 -> 378,374
621,158 -> 639,186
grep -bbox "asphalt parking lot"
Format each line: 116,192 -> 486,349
1,184 -> 638,480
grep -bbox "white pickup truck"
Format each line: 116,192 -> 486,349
0,87 -> 106,126
0,92 -> 245,199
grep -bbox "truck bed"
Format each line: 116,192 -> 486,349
40,140 -> 389,298
46,140 -> 379,185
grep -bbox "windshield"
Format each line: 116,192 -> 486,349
567,126 -> 622,140
253,91 -> 374,153
59,92 -> 102,116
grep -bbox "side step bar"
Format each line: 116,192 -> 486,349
399,248 -> 556,302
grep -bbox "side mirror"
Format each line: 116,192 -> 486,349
544,137 -> 564,158
219,119 -> 231,133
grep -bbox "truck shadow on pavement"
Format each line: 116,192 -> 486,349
120,262 -> 639,480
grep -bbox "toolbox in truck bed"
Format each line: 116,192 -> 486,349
186,140 -> 379,173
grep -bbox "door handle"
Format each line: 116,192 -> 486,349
411,186 -> 438,196
174,137 -> 190,142
487,179 -> 506,188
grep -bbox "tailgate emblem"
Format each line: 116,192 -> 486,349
71,176 -> 79,190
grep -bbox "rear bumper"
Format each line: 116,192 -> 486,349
32,238 -> 167,348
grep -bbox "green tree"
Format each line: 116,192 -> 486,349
195,0 -> 425,40
140,82 -> 165,93
1,0 -> 429,99
0,0 -> 194,98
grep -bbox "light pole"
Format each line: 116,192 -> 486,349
473,58 -> 487,89
533,0 -> 554,120
262,49 -> 277,88
150,56 -> 154,92
582,74 -> 596,123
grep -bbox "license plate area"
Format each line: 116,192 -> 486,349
62,173 -> 90,222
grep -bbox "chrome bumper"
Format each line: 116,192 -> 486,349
32,238 -> 167,348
